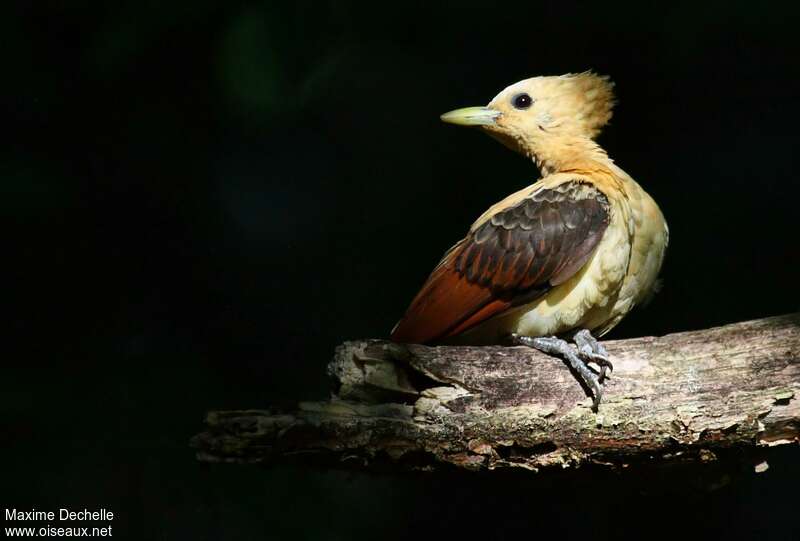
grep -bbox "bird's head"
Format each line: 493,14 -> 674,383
441,72 -> 615,161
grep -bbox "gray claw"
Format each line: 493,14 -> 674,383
512,333 -> 605,411
573,329 -> 613,382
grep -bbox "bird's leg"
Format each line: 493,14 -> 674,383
510,332 -> 609,411
572,328 -> 613,382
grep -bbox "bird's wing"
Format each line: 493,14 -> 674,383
391,180 -> 610,344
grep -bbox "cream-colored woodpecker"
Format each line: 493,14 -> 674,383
391,72 -> 669,408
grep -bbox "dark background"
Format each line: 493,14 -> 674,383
5,1 -> 800,539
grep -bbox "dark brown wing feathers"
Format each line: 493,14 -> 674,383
390,181 -> 610,344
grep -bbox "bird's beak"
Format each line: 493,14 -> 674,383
440,106 -> 501,126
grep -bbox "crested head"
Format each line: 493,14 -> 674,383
440,72 -> 617,172
488,72 -> 616,140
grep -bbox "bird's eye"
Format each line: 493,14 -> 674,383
512,93 -> 533,109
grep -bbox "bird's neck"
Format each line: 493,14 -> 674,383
525,135 -> 611,176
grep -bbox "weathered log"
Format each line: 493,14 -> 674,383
191,313 -> 800,472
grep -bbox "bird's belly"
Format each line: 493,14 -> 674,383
598,197 -> 668,334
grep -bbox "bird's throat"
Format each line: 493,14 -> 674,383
484,128 -> 610,175
525,135 -> 610,176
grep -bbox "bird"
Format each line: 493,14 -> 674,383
390,72 -> 668,409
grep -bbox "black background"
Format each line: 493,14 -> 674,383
5,1 -> 800,539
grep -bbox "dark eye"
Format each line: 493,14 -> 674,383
512,93 -> 533,109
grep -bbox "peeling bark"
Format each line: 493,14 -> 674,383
191,313 -> 800,472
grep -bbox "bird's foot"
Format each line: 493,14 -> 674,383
572,328 -> 613,383
511,331 -> 611,411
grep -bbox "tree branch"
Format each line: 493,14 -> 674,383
191,314 -> 800,472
